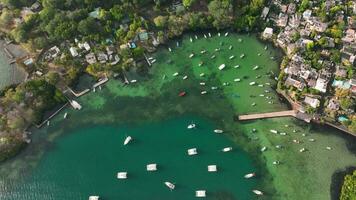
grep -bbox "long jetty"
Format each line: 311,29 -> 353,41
238,110 -> 297,121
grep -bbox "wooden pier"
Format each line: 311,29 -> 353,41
238,110 -> 297,121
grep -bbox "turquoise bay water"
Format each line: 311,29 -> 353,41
1,117 -> 257,200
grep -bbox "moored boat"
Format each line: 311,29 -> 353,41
183,75 -> 188,80
168,47 -> 172,52
146,163 -> 157,171
261,146 -> 267,152
196,190 -> 206,197
187,123 -> 196,129
207,165 -> 217,172
270,129 -> 278,134
189,53 -> 194,58
253,66 -> 259,70
240,54 -> 245,58
252,190 -> 263,196
249,82 -> 256,86
299,148 -> 306,153
224,32 -> 229,36
244,173 -> 256,179
229,55 -> 235,60
222,147 -> 232,152
179,91 -> 186,97
117,172 -> 127,179
165,181 -> 175,190
201,91 -> 207,95
234,65 -> 240,68
214,129 -> 224,134
234,78 -> 241,82
123,136 -> 132,145
187,148 -> 198,155
64,112 -> 68,119
89,196 -> 100,200
173,72 -> 179,76
218,64 -> 226,70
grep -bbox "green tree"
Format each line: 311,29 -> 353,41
208,0 -> 233,30
183,0 -> 196,8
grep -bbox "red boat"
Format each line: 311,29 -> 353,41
179,91 -> 186,97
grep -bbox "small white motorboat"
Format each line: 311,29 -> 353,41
229,45 -> 233,50
151,59 -> 156,64
259,94 -> 265,97
309,138 -> 315,142
165,182 -> 175,190
176,41 -> 179,47
258,53 -> 261,56
253,66 -> 259,70
244,173 -> 256,179
234,78 -> 241,82
251,102 -> 256,106
187,123 -> 196,129
261,146 -> 267,152
183,75 -> 188,80
299,148 -> 306,153
211,86 -> 218,90
189,53 -> 194,58
218,32 -> 221,37
252,190 -> 263,196
279,132 -> 287,136
258,84 -> 264,87
123,136 -> 132,145
195,35 -> 198,39
204,34 -> 207,38
275,145 -> 282,149
273,161 -> 280,165
190,37 -> 193,42
89,196 -> 100,200
117,172 -> 127,179
64,112 -> 68,119
187,148 -> 198,155
201,91 -> 207,95
208,32 -> 211,37
130,79 -> 137,83
173,72 -> 179,76
234,65 -> 240,68
270,129 -> 278,134
264,45 -> 268,50
168,47 -> 172,52
326,146 -> 332,150
198,62 -> 204,67
196,190 -> 206,197
249,82 -> 256,86
47,120 -> 50,126
222,147 -> 232,152
229,55 -> 235,60
211,55 -> 216,59
293,139 -> 300,144
240,54 -> 245,58
225,32 -> 229,37
215,48 -> 221,52
200,50 -> 206,54
200,82 -> 206,86
146,163 -> 157,171
214,129 -> 224,134
218,64 -> 226,70
207,165 -> 217,172
199,73 -> 205,77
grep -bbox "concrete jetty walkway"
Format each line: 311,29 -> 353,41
238,110 -> 297,121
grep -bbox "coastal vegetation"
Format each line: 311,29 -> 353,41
340,170 -> 356,200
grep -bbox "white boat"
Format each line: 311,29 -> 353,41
189,53 -> 194,58
234,78 -> 241,82
207,165 -> 217,172
198,62 -> 203,67
229,45 -> 233,50
275,145 -> 282,149
131,79 -> 137,83
214,129 -> 224,134
199,73 -> 205,77
270,129 -> 278,134
200,50 -> 206,54
222,147 -> 232,152
273,161 -> 280,165
146,163 -> 157,171
187,148 -> 198,155
218,32 -> 221,37
211,86 -> 218,90
224,32 -> 229,36
218,64 -> 226,70
204,34 -> 207,38
201,91 -> 207,95
261,146 -> 267,152
253,66 -> 259,70
168,47 -> 172,52
176,41 -> 179,47
258,84 -> 264,87
249,82 -> 256,86
251,102 -> 256,106
71,100 -> 82,110
196,190 -> 206,197
229,55 -> 235,60
234,65 -> 240,68
200,82 -> 206,85
195,35 -> 198,39
299,148 -> 306,153
240,54 -> 245,58
326,146 -> 332,150
165,182 -> 175,190
244,173 -> 256,179
151,59 -> 156,64
258,53 -> 261,56
215,48 -> 220,52
279,132 -> 287,136
173,72 -> 179,76
89,196 -> 100,200
211,55 -> 216,59
264,45 -> 268,50
47,120 -> 50,126
117,172 -> 127,179
309,138 -> 315,142
64,112 -> 68,119
252,190 -> 263,196
208,32 -> 211,37
190,37 -> 193,42
123,136 -> 132,145
183,75 -> 188,80
259,94 -> 265,97
187,123 -> 196,129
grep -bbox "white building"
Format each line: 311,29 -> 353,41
69,47 -> 79,57
262,27 -> 273,39
304,96 -> 320,108
314,78 -> 327,93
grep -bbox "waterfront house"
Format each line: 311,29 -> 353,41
289,14 -> 301,28
314,77 -> 328,93
327,98 -> 340,111
285,76 -> 305,91
69,47 -> 79,57
45,46 -> 61,60
97,52 -> 108,63
304,96 -> 320,108
261,7 -> 270,20
303,10 -> 312,20
262,27 -> 273,39
277,13 -> 288,27
78,42 -> 91,51
85,53 -> 97,64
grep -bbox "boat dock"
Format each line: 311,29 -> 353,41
3,47 -> 14,59
93,76 -> 109,89
144,53 -> 152,66
238,110 -> 297,121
